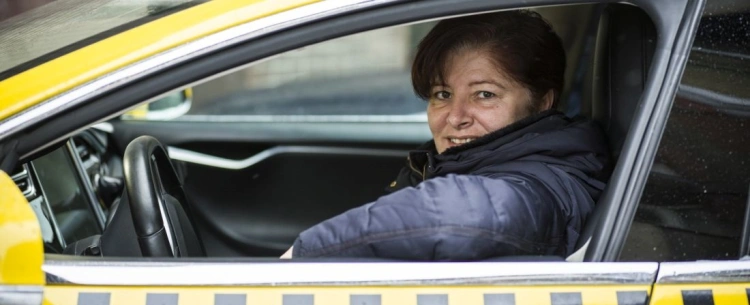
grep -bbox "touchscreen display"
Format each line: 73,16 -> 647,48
32,145 -> 101,245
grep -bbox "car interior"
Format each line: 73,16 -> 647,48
9,3 -> 662,261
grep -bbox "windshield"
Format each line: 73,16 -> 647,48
0,0 -> 207,80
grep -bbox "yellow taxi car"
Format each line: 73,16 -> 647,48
1,0 -> 748,304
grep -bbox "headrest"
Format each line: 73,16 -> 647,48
587,4 -> 656,159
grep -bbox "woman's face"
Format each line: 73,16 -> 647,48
427,49 -> 545,154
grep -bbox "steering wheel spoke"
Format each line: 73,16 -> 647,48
123,136 -> 204,257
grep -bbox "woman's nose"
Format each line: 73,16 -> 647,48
446,102 -> 473,129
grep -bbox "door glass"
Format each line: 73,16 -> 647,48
620,8 -> 750,261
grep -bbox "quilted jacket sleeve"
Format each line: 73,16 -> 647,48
291,173 -> 571,260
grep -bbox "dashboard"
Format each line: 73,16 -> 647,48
11,129 -> 123,254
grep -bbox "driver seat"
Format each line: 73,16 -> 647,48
566,4 -> 656,261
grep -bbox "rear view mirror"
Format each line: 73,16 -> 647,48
122,88 -> 192,121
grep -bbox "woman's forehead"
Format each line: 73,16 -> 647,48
434,50 -> 514,87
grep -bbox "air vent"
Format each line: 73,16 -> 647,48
11,165 -> 37,200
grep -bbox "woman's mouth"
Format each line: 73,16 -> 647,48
449,138 -> 476,145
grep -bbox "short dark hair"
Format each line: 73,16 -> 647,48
411,10 -> 566,110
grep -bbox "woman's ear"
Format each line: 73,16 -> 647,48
540,90 -> 555,111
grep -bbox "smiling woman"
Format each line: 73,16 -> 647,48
414,10 -> 564,154
425,49 -> 538,154
287,10 -> 611,261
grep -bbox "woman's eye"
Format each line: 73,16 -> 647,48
478,91 -> 495,98
434,91 -> 451,99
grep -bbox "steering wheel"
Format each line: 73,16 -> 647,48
123,136 -> 191,257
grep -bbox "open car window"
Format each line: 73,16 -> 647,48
122,23 -> 435,122
46,1 -> 663,260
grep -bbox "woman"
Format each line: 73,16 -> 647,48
283,10 -> 610,260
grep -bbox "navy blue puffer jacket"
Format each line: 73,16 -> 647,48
291,110 -> 611,260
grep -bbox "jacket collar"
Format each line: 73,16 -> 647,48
408,109 -> 563,178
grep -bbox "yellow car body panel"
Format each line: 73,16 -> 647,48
650,283 -> 750,305
0,171 -> 43,285
44,285 -> 651,305
0,0 -> 318,121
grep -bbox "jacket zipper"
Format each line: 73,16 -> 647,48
407,156 -> 426,181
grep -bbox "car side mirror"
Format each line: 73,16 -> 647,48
122,88 -> 192,121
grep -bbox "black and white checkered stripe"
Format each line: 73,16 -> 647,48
76,290 -> 650,305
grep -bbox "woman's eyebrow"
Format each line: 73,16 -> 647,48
469,80 -> 505,88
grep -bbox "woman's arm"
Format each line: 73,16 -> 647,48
291,173 -> 573,260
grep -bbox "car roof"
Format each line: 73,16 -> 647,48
0,0 -> 204,79
0,0 -> 318,122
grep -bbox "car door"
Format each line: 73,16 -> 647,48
615,2 -> 750,303
0,0 -> 707,303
